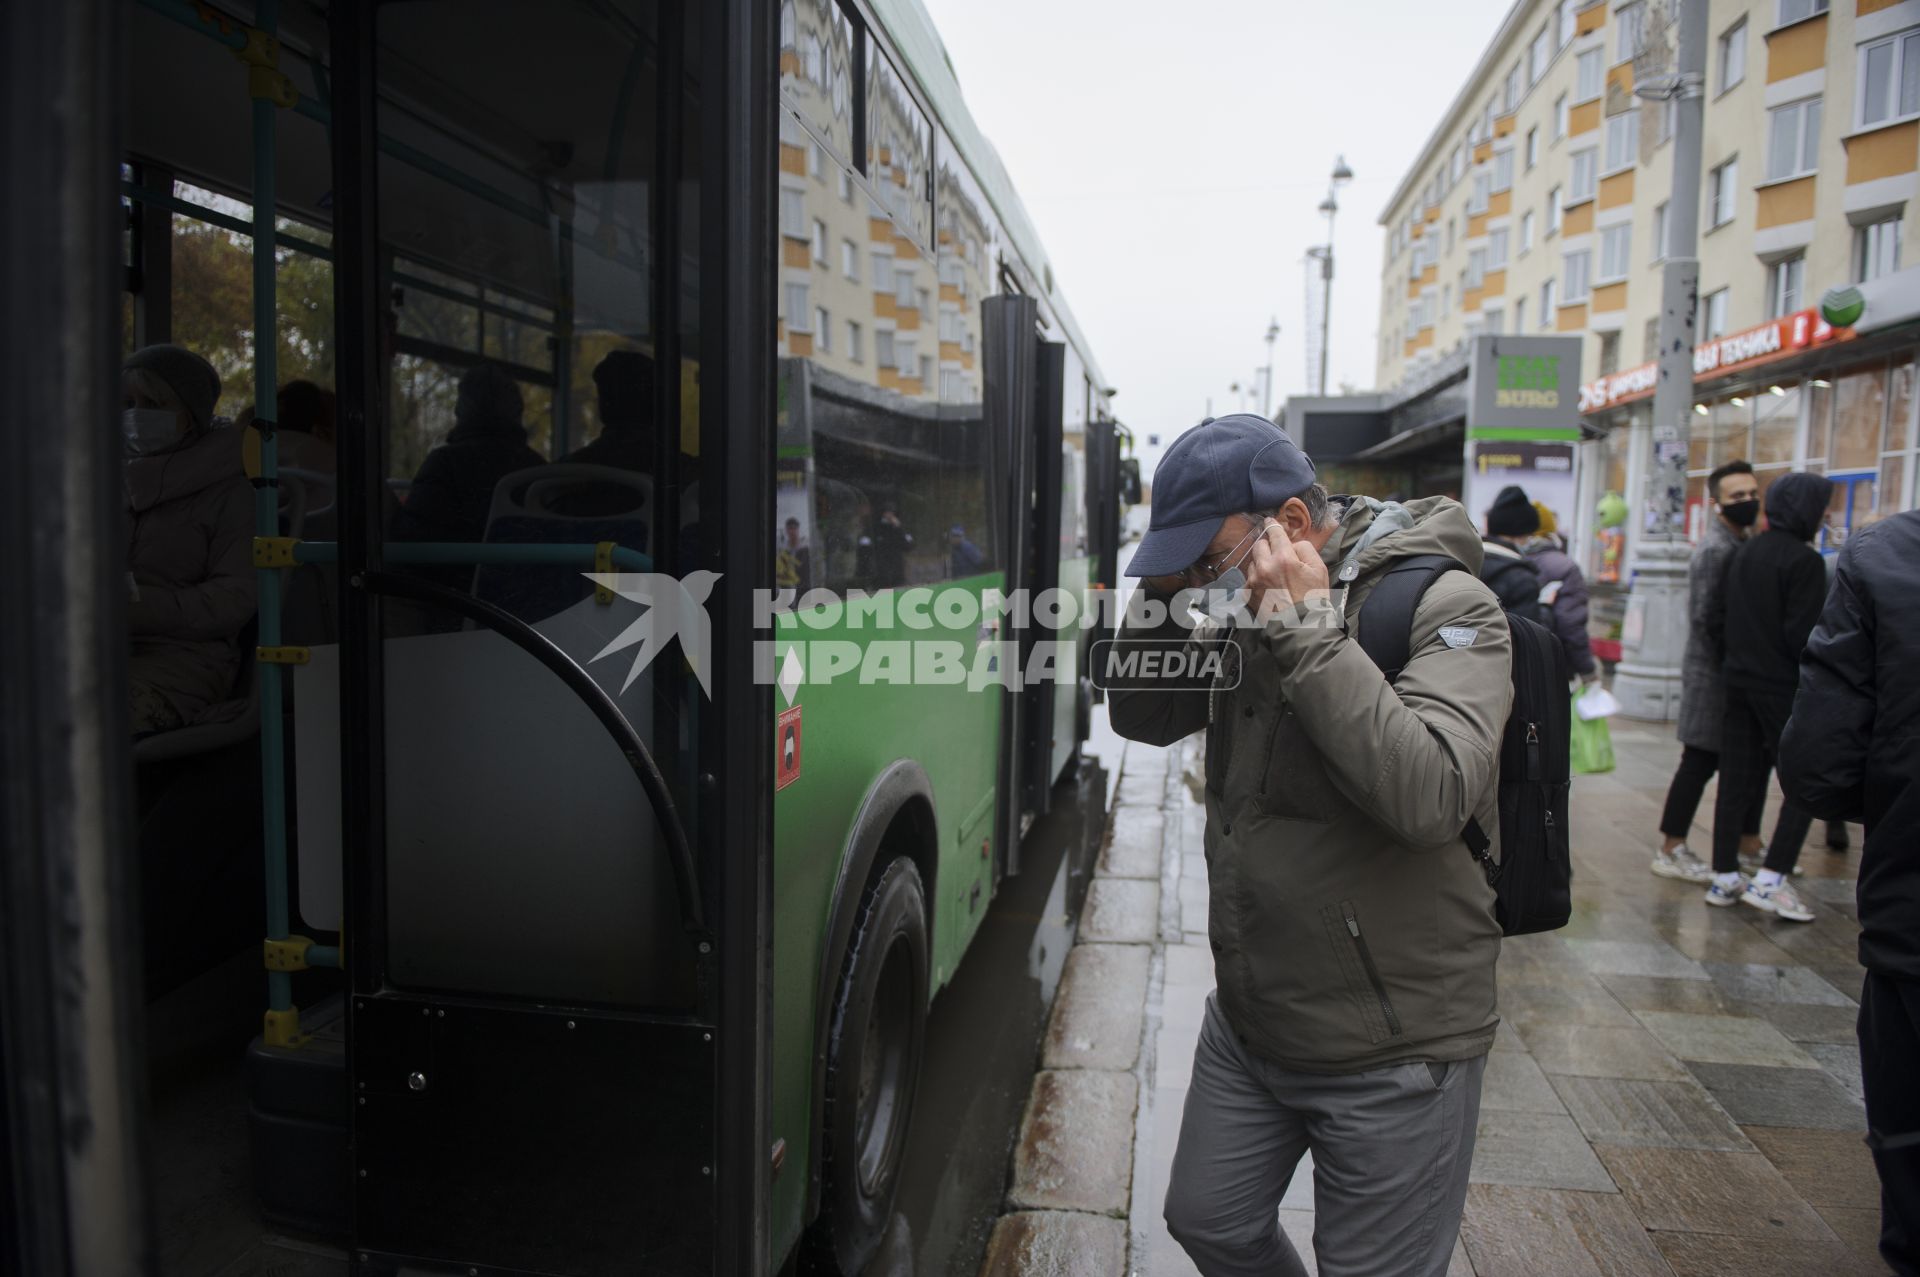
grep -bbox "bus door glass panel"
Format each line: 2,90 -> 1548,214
345,0 -> 703,1010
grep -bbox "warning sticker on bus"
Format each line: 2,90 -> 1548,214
776,705 -> 803,791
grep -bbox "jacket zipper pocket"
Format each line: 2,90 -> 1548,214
1342,902 -> 1402,1038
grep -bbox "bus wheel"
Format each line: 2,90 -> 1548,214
810,856 -> 928,1274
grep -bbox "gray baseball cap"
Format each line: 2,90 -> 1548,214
1125,414 -> 1317,577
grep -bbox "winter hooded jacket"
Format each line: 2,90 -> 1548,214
125,423 -> 257,722
1523,535 -> 1597,676
1111,496 -> 1510,1072
1715,472 -> 1833,695
1780,511 -> 1920,979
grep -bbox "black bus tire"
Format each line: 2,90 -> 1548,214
807,855 -> 928,1274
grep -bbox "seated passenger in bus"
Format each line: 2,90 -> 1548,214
275,379 -> 336,474
122,344 -> 256,735
391,361 -> 544,562
561,350 -> 654,474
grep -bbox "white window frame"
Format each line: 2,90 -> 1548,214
872,251 -> 894,291
1554,93 -> 1569,140
1467,247 -> 1488,289
842,239 -> 859,281
1576,48 -> 1603,102
815,306 -> 831,351
1521,209 -> 1537,252
1617,2 -> 1645,64
1708,158 -> 1739,227
1548,185 -> 1564,234
1492,148 -> 1515,192
1703,287 -> 1729,339
786,282 -> 812,331
1489,226 -> 1511,269
1514,296 -> 1528,333
1540,278 -> 1557,327
1469,172 -> 1491,214
778,187 -> 806,239
1857,30 -> 1920,132
1571,148 -> 1599,201
1603,111 -> 1638,174
894,267 -> 916,309
875,328 -> 895,367
1599,223 -> 1632,282
1718,18 -> 1746,93
1531,24 -> 1553,84
895,337 -> 916,373
1767,254 -> 1804,315
1777,0 -> 1828,25
846,319 -> 863,362
811,218 -> 828,266
1856,214 -> 1903,283
1563,249 -> 1592,303
1766,97 -> 1822,182
1525,127 -> 1539,169
1484,306 -> 1505,334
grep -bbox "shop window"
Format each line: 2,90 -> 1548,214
1831,362 -> 1888,470
1889,353 -> 1915,453
1753,382 -> 1800,466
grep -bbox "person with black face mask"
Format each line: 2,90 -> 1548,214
1703,470 -> 1836,922
1652,460 -> 1764,882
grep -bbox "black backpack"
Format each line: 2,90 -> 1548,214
1478,551 -> 1552,631
1357,553 -> 1573,937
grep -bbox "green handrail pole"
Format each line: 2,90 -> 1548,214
246,0 -> 300,1046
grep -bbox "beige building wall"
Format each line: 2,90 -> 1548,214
1376,0 -> 1920,394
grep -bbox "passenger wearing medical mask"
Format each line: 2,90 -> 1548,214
122,344 -> 256,735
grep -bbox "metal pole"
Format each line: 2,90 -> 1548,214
1318,209 -> 1335,397
1611,0 -> 1705,721
1262,318 -> 1279,417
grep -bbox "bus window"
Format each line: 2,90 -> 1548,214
867,44 -> 932,250
781,0 -> 857,168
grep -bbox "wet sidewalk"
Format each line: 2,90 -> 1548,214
1137,719 -> 1884,1277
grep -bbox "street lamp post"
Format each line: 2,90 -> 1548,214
1316,155 -> 1354,397
1262,317 -> 1280,416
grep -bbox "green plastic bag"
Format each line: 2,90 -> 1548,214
1570,691 -> 1615,775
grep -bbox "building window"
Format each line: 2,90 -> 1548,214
1548,185 -> 1564,234
1702,287 -> 1729,339
1540,278 -> 1557,327
812,219 -> 828,265
847,320 -> 863,362
872,251 -> 894,291
1492,149 -> 1515,191
895,268 -> 916,310
1766,98 -> 1822,181
1564,249 -> 1593,303
1515,296 -> 1528,333
1643,316 -> 1660,360
1858,30 -> 1920,131
1718,19 -> 1746,93
1777,0 -> 1827,24
1599,223 -> 1632,281
1446,219 -> 1455,253
1531,24 -> 1552,84
1576,48 -> 1603,101
875,328 -> 895,367
1571,148 -> 1598,201
895,337 -> 916,373
1522,209 -> 1537,252
815,306 -> 831,351
1554,93 -> 1569,140
1485,306 -> 1505,334
1506,63 -> 1523,112
1657,96 -> 1678,145
842,239 -> 859,281
1467,249 -> 1487,289
1470,172 -> 1491,214
808,141 -> 823,180
1708,158 -> 1739,227
1600,331 -> 1621,376
1558,0 -> 1578,48
1443,284 -> 1452,317
1652,201 -> 1669,260
839,169 -> 853,202
1525,127 -> 1539,169
920,355 -> 933,387
1604,111 -> 1638,173
1767,254 -> 1805,315
1617,2 -> 1645,64
786,282 -> 811,330
1489,227 -> 1511,269
779,188 -> 806,239
1857,214 -> 1903,282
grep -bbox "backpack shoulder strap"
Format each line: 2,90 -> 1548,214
1355,553 -> 1468,683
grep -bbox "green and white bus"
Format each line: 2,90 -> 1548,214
0,0 -> 1129,1273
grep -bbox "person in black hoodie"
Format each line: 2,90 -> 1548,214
1478,484 -> 1550,629
1780,509 -> 1920,1275
1704,471 -> 1833,922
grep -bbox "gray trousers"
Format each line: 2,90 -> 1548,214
1163,994 -> 1486,1277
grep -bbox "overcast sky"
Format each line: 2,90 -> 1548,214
921,0 -> 1515,457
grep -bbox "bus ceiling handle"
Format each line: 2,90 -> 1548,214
359,569 -> 708,939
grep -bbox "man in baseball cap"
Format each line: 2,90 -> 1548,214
1110,413 -> 1513,1277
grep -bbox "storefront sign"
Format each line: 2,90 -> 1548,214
1467,335 -> 1584,438
1577,309 -> 1850,413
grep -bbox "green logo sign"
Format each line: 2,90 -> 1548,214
1496,355 -> 1562,408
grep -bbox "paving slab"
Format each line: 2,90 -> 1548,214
1042,944 -> 1149,1072
1685,1062 -> 1868,1132
1459,1183 -> 1672,1277
1740,999 -> 1863,1045
1521,1023 -> 1690,1081
1481,1049 -> 1566,1114
1650,1231 -> 1875,1276
1115,767 -> 1167,808
1634,1010 -> 1819,1068
1548,1075 -> 1753,1152
1469,1111 -> 1617,1192
1813,1204 -> 1889,1274
1805,1041 -> 1866,1101
1593,972 -> 1743,1016
1565,938 -> 1711,981
1596,1144 -> 1834,1239
1098,810 -> 1165,879
1743,1125 -> 1882,1211
1008,1070 -> 1138,1215
977,1210 -> 1128,1277
1702,961 -> 1857,1007
1162,942 -> 1214,992
1077,879 -> 1159,945
1498,977 -> 1639,1030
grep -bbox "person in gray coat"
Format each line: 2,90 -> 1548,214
121,344 -> 257,734
1653,460 -> 1764,881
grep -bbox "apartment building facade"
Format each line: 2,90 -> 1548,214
1373,0 -> 1920,587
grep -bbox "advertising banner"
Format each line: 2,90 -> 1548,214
1463,439 -> 1578,539
1466,334 -> 1584,439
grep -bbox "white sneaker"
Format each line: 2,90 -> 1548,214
1652,845 -> 1714,884
1704,875 -> 1748,908
1742,878 -> 1815,922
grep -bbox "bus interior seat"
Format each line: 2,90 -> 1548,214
471,463 -> 653,625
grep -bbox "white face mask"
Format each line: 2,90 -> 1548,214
123,407 -> 181,454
